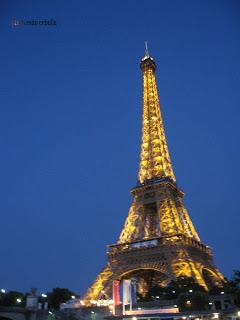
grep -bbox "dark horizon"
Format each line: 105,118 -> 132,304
0,0 -> 239,295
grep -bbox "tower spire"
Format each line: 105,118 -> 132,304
138,48 -> 176,184
144,40 -> 149,58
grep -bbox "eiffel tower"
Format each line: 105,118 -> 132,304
83,45 -> 224,305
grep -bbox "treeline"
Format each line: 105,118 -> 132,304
0,288 -> 79,310
138,270 -> 240,311
1,270 -> 240,311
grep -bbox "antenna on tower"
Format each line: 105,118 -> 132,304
145,41 -> 150,58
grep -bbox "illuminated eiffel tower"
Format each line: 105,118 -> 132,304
83,45 -> 224,305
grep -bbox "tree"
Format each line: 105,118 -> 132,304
232,270 -> 240,287
138,277 -> 206,302
166,277 -> 205,294
0,291 -> 25,307
47,288 -> 79,310
178,291 -> 209,311
229,270 -> 240,307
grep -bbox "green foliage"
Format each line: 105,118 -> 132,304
178,291 -> 209,311
0,291 -> 25,307
232,270 -> 240,287
138,277 -> 206,302
230,270 -> 240,307
0,288 -> 79,310
47,288 -> 78,310
167,277 -> 206,294
208,270 -> 240,306
139,271 -> 240,308
165,277 -> 209,311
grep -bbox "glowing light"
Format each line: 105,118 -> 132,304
1,289 -> 6,293
90,299 -> 114,306
137,307 -> 142,310
16,298 -> 22,303
138,67 -> 176,184
91,311 -> 95,314
71,295 -> 76,299
209,302 -> 213,305
237,311 -> 240,316
213,313 -> 219,319
172,290 -> 176,293
220,291 -> 224,295
186,300 -> 191,305
189,289 -> 193,293
132,317 -> 137,320
41,293 -> 47,298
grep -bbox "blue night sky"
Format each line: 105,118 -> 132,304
1,1 -> 240,295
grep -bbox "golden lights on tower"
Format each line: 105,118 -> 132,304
82,46 -> 225,306
138,50 -> 175,184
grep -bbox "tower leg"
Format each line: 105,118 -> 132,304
83,264 -> 113,306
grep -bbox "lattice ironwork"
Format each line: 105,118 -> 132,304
82,49 -> 224,305
138,58 -> 175,184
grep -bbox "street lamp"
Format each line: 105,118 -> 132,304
1,289 -> 6,293
41,293 -> 47,298
16,298 -> 22,304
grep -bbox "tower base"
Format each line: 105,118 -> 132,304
83,234 -> 224,305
